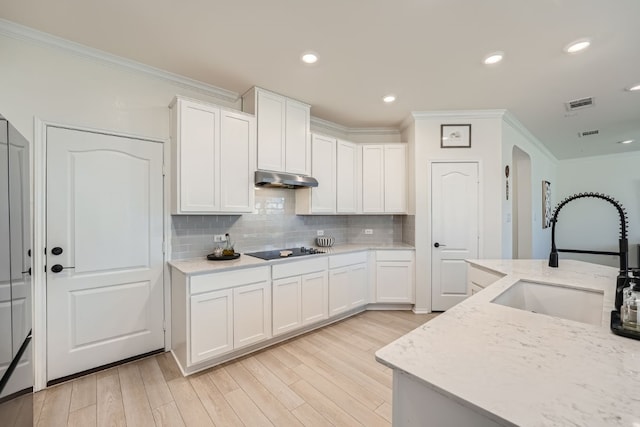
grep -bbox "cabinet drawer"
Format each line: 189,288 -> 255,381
376,250 -> 414,262
272,257 -> 327,279
468,265 -> 503,289
190,266 -> 270,295
329,251 -> 368,269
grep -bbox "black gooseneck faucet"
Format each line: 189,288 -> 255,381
548,192 -> 629,310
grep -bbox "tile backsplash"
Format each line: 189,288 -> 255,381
171,187 -> 407,260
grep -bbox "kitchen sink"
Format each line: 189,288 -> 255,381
491,280 -> 604,326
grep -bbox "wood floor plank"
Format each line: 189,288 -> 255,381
207,366 -> 240,395
155,351 -> 182,383
375,401 -> 393,423
167,377 -> 214,427
153,402 -> 186,427
96,368 -> 125,427
321,323 -> 377,352
291,402 -> 334,426
118,363 -> 155,427
138,356 -> 174,409
33,389 -> 47,425
189,373 -> 244,427
224,362 -> 303,427
224,388 -> 274,427
69,373 -> 97,412
37,382 -> 72,427
253,349 -> 301,385
68,404 -> 96,427
269,344 -> 303,367
240,356 -> 304,410
290,379 -> 362,427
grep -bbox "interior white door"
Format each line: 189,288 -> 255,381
46,126 -> 164,381
431,162 -> 479,311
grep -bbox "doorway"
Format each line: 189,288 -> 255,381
511,146 -> 532,259
45,126 -> 165,382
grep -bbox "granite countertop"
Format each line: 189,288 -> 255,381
169,243 -> 415,275
375,259 -> 640,427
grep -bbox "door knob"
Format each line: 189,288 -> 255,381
51,247 -> 64,255
51,264 -> 64,273
434,242 -> 446,248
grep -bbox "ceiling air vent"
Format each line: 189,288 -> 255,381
578,129 -> 599,137
565,97 -> 595,111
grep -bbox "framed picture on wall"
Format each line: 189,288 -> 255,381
542,180 -> 552,228
441,124 -> 471,148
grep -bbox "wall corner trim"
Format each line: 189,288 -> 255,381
502,111 -> 558,163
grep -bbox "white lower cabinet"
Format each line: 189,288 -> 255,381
189,289 -> 233,364
328,252 -> 369,316
233,282 -> 271,349
272,258 -> 328,336
375,251 -> 415,303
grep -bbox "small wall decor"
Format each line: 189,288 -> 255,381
441,124 -> 471,148
542,180 -> 552,228
505,165 -> 510,200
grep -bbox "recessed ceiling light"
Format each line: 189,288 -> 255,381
618,139 -> 635,144
301,52 -> 318,64
626,83 -> 640,92
382,94 -> 396,103
564,38 -> 591,54
483,51 -> 504,65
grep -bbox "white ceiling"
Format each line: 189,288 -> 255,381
1,0 -> 639,159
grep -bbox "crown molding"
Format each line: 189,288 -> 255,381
502,111 -> 558,162
310,116 -> 400,138
0,19 -> 239,103
411,109 -> 507,120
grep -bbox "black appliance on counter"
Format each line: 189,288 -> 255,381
245,247 -> 326,260
0,116 -> 33,426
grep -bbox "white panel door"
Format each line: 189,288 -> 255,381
285,99 -> 310,175
233,281 -> 271,349
190,289 -> 233,364
256,90 -> 285,172
301,271 -> 328,325
384,144 -> 407,213
179,99 -> 220,212
336,140 -> 358,213
272,276 -> 302,336
431,162 -> 479,311
46,126 -> 164,381
362,145 -> 385,213
220,110 -> 255,212
310,134 -> 336,213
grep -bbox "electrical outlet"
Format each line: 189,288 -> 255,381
364,229 -> 373,235
213,234 -> 226,243
317,230 -> 325,236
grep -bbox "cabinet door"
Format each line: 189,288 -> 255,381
336,140 -> 358,213
361,145 -> 385,213
301,271 -> 328,325
376,261 -> 414,303
233,281 -> 272,349
220,110 -> 255,212
328,267 -> 350,316
310,134 -> 336,213
178,99 -> 220,212
272,276 -> 302,336
384,144 -> 407,213
349,263 -> 368,308
189,289 -> 233,364
256,90 -> 285,172
285,99 -> 311,175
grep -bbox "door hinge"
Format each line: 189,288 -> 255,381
162,164 -> 166,177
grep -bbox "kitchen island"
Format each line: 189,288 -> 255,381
375,259 -> 640,426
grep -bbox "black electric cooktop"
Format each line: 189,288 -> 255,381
245,247 -> 326,260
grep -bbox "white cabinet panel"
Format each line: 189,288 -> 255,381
255,89 -> 285,172
362,145 -> 385,213
301,271 -> 328,325
310,134 -> 336,213
384,144 -> 407,213
336,139 -> 358,213
189,289 -> 233,364
349,263 -> 368,308
285,99 -> 311,175
272,276 -> 302,336
233,281 -> 271,349
329,267 -> 350,316
376,261 -> 414,303
220,110 -> 256,212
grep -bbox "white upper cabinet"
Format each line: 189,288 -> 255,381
242,87 -> 310,175
336,139 -> 358,213
362,143 -> 407,214
296,134 -> 336,214
170,96 -> 256,215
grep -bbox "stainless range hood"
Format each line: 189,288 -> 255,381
254,170 -> 318,189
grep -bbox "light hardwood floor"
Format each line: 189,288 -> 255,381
34,310 -> 437,427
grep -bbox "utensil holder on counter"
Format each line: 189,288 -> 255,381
316,236 -> 335,247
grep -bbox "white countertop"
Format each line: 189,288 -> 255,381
169,243 -> 414,275
376,259 -> 640,427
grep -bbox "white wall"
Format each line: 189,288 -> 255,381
410,111 -> 504,312
556,152 -> 640,268
501,115 -> 558,260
